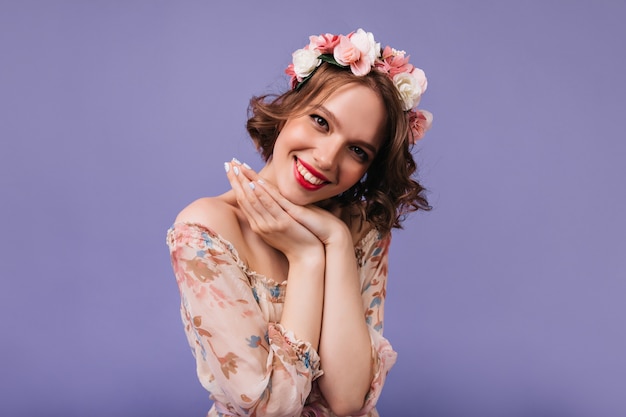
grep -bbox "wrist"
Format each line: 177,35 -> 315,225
284,243 -> 325,266
324,223 -> 352,248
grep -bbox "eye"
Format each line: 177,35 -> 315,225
350,146 -> 370,162
310,114 -> 329,131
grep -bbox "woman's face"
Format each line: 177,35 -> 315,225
266,83 -> 386,206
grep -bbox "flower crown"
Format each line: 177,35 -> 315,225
285,28 -> 433,143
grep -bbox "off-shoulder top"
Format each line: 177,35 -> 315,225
166,222 -> 397,417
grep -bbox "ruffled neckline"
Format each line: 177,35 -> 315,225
168,222 -> 380,287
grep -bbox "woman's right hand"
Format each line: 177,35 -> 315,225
225,160 -> 323,262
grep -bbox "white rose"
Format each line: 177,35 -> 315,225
292,48 -> 321,79
393,72 -> 423,111
350,28 -> 380,66
411,67 -> 428,95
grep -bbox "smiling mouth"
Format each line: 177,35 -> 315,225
294,158 -> 330,189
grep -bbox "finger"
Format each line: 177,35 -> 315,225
226,161 -> 283,215
226,160 -> 261,200
225,162 -> 261,217
255,179 -> 301,215
255,179 -> 333,236
224,161 -> 247,197
226,162 -> 283,229
231,158 -> 260,182
248,180 -> 292,220
242,182 -> 275,221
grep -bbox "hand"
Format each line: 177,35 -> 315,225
225,159 -> 323,262
246,168 -> 351,247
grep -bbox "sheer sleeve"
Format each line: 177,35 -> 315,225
167,223 -> 322,417
353,230 -> 398,416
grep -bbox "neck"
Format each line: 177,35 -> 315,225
257,160 -> 276,186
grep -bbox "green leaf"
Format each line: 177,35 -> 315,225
319,54 -> 344,67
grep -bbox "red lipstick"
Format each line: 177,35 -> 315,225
297,158 -> 330,183
293,158 -> 329,191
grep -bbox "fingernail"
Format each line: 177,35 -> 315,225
248,182 -> 255,190
224,162 -> 230,173
233,166 -> 240,176
243,162 -> 251,169
232,158 -> 241,165
257,179 -> 265,184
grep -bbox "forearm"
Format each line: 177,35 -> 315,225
318,230 -> 373,414
279,248 -> 325,349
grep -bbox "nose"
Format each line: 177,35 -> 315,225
312,137 -> 342,172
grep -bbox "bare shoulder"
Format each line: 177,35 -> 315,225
174,194 -> 244,246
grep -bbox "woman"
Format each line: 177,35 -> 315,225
167,29 -> 432,417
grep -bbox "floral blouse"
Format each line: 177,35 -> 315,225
166,222 -> 397,417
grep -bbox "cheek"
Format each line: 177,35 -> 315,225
341,164 -> 368,188
273,124 -> 309,154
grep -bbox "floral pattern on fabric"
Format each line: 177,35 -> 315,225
167,222 -> 397,417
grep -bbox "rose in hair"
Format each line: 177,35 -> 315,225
308,33 -> 340,54
393,68 -> 428,111
286,28 -> 434,142
408,110 -> 433,143
333,29 -> 380,76
377,46 -> 414,78
292,48 -> 322,79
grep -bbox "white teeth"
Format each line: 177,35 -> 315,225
296,160 -> 325,185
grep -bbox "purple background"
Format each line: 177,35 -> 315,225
1,1 -> 625,416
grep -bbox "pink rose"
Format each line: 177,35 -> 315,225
333,35 -> 361,66
333,34 -> 376,76
408,110 -> 433,143
349,28 -> 379,67
308,33 -> 340,54
376,45 -> 414,78
380,45 -> 396,61
284,63 -> 298,89
350,55 -> 372,76
375,46 -> 395,73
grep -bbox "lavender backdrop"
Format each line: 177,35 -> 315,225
1,1 -> 625,416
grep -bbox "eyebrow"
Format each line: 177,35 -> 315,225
317,105 -> 341,130
317,105 -> 379,155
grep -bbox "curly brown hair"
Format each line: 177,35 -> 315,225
246,63 -> 431,235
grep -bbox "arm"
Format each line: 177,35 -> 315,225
273,208 -> 397,416
316,225 -> 375,416
250,177 -> 396,415
352,230 -> 398,415
224,161 -> 327,351
167,222 -> 322,417
279,249 -> 325,351
233,164 -> 397,414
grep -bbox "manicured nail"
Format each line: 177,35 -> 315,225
233,166 -> 240,176
243,162 -> 251,169
257,179 -> 265,184
248,182 -> 256,190
232,158 -> 242,165
224,162 -> 230,173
